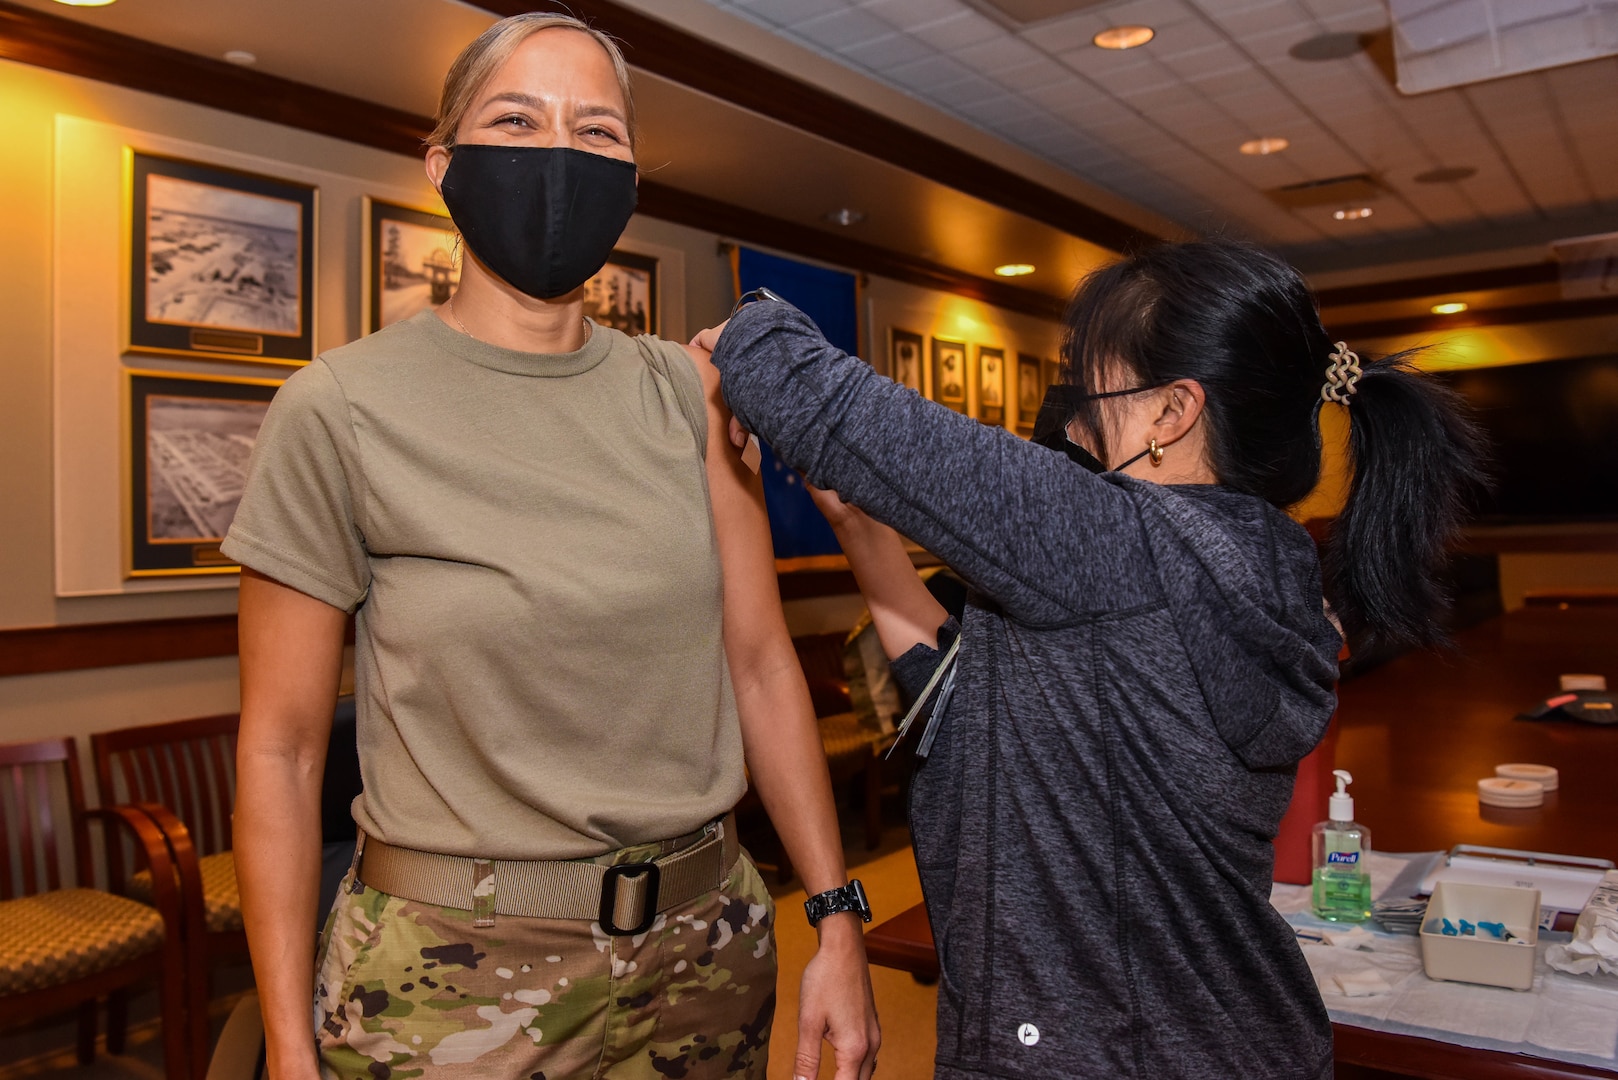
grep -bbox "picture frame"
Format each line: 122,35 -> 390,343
363,197 -> 460,335
975,345 -> 1007,426
890,328 -> 925,393
931,337 -> 968,413
127,150 -> 316,363
1016,352 -> 1044,436
582,249 -> 658,336
126,369 -> 282,577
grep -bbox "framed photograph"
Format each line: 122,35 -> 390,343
363,198 -> 460,334
1044,356 -> 1062,394
890,328 -> 925,393
1016,352 -> 1044,436
127,151 -> 316,363
582,249 -> 657,336
126,369 -> 282,577
975,345 -> 1007,426
931,337 -> 968,413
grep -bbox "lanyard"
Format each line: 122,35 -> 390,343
888,634 -> 961,761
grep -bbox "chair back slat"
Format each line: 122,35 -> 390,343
92,714 -> 240,858
0,738 -> 88,899
207,733 -> 235,850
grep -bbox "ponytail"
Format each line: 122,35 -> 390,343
1321,352 -> 1489,652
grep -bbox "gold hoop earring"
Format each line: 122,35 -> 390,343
1148,438 -> 1164,467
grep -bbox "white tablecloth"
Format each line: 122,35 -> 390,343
1272,851 -> 1618,1069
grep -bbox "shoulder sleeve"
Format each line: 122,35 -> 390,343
709,301 -> 1158,624
635,334 -> 708,459
220,359 -> 370,612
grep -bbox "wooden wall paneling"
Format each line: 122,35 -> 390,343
1326,294 -> 1618,340
1315,261 -> 1561,308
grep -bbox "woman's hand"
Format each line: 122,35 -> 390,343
689,319 -> 728,355
806,482 -> 869,532
796,915 -> 881,1080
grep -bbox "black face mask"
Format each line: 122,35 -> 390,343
438,145 -> 637,300
1031,383 -> 1159,474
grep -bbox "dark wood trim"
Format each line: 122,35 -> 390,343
1457,524 -> 1618,555
480,0 -> 1151,254
0,615 -> 239,678
0,1 -> 428,157
0,0 -> 1068,321
0,614 -> 363,678
1316,261 -> 1560,308
1326,294 -> 1618,340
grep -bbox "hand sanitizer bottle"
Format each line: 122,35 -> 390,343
1312,769 -> 1371,922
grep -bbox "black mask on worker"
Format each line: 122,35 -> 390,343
1031,384 -> 1159,474
438,145 -> 637,300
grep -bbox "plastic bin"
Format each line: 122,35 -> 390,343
1420,881 -> 1540,991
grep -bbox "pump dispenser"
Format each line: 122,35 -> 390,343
1312,769 -> 1372,922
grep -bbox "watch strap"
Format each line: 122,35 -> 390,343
804,879 -> 871,927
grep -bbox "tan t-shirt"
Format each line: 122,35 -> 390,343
222,311 -> 745,859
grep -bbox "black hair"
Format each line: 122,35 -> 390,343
1059,238 -> 1488,653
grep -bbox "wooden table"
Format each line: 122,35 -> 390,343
864,606 -> 1618,1080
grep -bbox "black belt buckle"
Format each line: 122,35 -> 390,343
599,862 -> 661,936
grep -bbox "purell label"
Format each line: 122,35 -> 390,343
1327,851 -> 1361,865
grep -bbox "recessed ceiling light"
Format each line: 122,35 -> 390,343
1431,301 -> 1468,315
1414,166 -> 1477,184
994,264 -> 1037,277
1239,137 -> 1290,156
1333,207 -> 1374,221
1093,25 -> 1154,50
223,50 -> 257,66
824,208 -> 864,226
52,0 -> 117,6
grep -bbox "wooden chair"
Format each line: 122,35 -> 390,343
794,632 -> 887,852
91,714 -> 243,1058
0,737 -> 205,1080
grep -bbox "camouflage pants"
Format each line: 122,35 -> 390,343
314,843 -> 776,1080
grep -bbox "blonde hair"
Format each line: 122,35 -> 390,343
427,13 -> 637,150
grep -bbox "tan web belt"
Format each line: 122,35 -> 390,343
354,812 -> 738,934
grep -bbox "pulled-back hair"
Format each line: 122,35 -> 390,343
428,13 -> 637,150
1060,239 -> 1488,652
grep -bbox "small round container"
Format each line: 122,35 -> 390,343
1478,777 -> 1544,808
1495,763 -> 1558,791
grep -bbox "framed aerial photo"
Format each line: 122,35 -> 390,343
890,328 -> 925,393
127,151 -> 316,363
931,337 -> 968,414
583,249 -> 657,336
126,369 -> 282,577
363,198 -> 460,334
1016,352 -> 1044,435
975,345 -> 1007,426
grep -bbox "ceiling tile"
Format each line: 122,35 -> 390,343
910,10 -> 1004,51
792,7 -> 898,50
734,0 -> 851,27
841,31 -> 940,67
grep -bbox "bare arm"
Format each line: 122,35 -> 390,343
807,484 -> 948,661
687,344 -> 879,1080
235,568 -> 348,1080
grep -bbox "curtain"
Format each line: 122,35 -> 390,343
732,247 -> 859,559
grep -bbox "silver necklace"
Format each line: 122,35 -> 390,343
445,295 -> 472,337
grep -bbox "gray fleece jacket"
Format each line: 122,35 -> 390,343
711,301 -> 1342,1080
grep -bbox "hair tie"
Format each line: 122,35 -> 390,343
1321,342 -> 1362,405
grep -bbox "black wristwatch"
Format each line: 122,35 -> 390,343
804,879 -> 871,927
